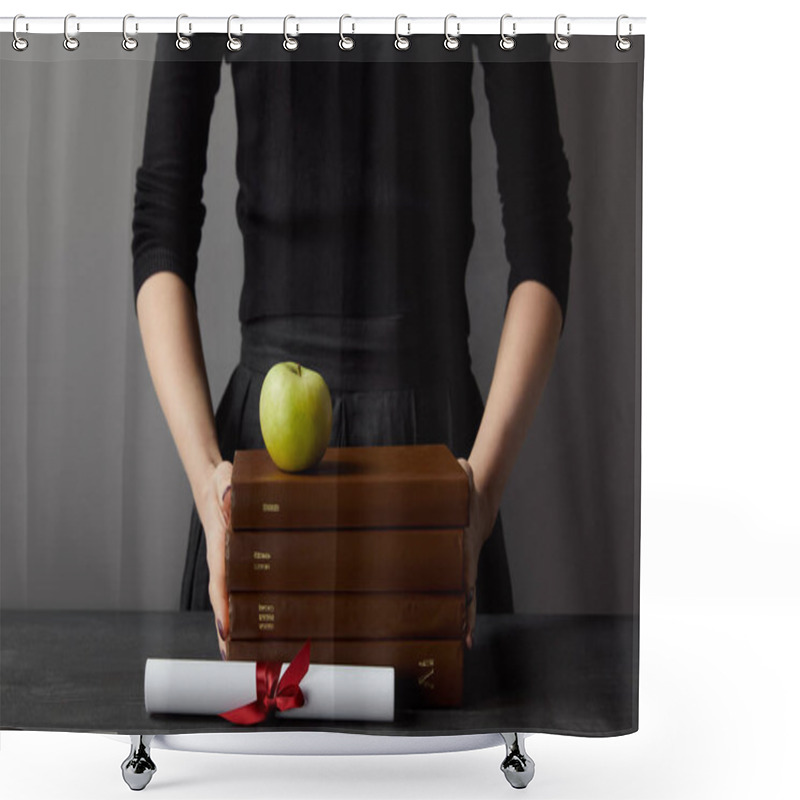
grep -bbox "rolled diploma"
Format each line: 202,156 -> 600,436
144,659 -> 395,722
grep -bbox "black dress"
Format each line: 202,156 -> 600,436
131,34 -> 572,616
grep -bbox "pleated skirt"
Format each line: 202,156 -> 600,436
180,313 -> 514,615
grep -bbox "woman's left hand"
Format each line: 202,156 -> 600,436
457,458 -> 497,649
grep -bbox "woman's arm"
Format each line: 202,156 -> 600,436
136,272 -> 232,658
131,34 -> 228,652
470,280 -> 562,519
460,279 -> 562,648
461,44 -> 572,646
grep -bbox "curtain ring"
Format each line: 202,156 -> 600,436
499,14 -> 516,50
554,14 -> 570,51
394,15 -> 410,50
122,14 -> 138,51
63,13 -> 79,51
283,15 -> 299,51
176,14 -> 191,50
616,15 -> 632,51
227,15 -> 242,51
12,14 -> 29,52
444,14 -> 460,51
339,14 -> 355,50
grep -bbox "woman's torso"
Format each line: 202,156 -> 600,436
227,46 -> 477,339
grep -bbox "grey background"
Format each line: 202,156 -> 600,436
1,35 -> 640,614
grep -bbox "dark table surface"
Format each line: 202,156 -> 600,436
1,610 -> 637,737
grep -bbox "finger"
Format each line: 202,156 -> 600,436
457,457 -> 475,492
222,485 -> 232,528
215,459 -> 232,494
467,598 -> 477,650
207,531 -> 229,634
209,575 -> 229,660
215,461 -> 233,527
465,586 -> 477,649
205,529 -> 230,660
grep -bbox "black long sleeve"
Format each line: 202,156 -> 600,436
477,37 -> 572,321
131,34 -> 223,305
131,35 -> 571,329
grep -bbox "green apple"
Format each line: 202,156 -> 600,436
259,362 -> 333,473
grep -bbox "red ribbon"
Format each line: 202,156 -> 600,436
219,640 -> 311,725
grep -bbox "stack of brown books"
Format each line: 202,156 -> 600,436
226,444 -> 469,708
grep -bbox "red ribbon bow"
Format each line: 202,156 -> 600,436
220,640 -> 311,725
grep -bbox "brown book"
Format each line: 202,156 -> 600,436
231,445 -> 469,530
226,528 -> 465,592
226,638 -> 464,708
228,591 -> 466,640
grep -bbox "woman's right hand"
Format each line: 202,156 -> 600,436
136,273 -> 234,657
195,460 -> 234,659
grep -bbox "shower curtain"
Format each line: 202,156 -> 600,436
0,22 -> 643,737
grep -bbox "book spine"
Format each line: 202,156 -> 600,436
226,529 -> 465,592
228,592 -> 466,640
226,638 -> 464,708
231,476 -> 469,530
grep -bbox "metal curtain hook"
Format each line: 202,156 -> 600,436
339,14 -> 355,50
12,14 -> 29,52
283,15 -> 299,51
616,14 -> 632,51
554,14 -> 570,51
122,14 -> 138,51
499,14 -> 516,50
63,13 -> 79,51
394,14 -> 410,50
227,15 -> 242,51
444,14 -> 460,51
176,13 -> 191,50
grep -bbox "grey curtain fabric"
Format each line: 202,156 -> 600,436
1,33 -> 641,618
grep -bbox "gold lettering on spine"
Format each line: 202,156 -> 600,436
417,658 -> 435,690
253,551 -> 272,571
262,503 -> 280,513
257,602 -> 276,631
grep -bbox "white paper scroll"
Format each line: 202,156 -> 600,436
144,659 -> 395,722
